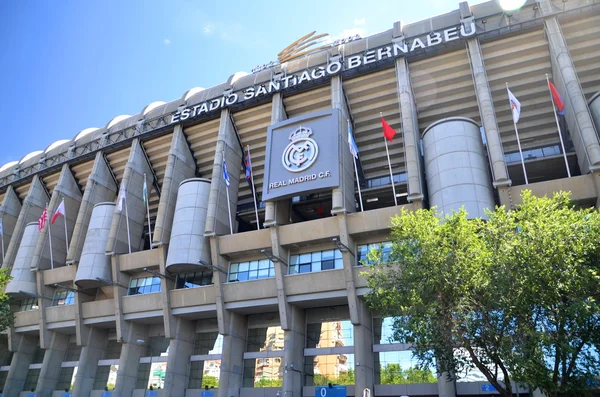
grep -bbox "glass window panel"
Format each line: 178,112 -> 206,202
299,253 -> 312,264
290,255 -> 299,266
334,259 -> 344,269
321,260 -> 334,271
304,354 -> 354,386
375,351 -> 436,384
311,252 -> 322,262
249,261 -> 259,271
230,263 -> 238,273
239,262 -> 249,272
269,268 -> 275,277
335,250 -> 343,259
258,269 -> 269,278
321,250 -> 334,261
299,264 -> 311,274
258,260 -> 270,269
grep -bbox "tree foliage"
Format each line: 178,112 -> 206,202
379,363 -> 437,384
364,191 -> 600,397
313,370 -> 355,386
0,268 -> 13,332
254,378 -> 283,387
201,375 -> 219,388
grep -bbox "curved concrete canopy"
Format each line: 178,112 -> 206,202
183,87 -> 205,101
45,139 -> 71,153
106,115 -> 131,129
142,101 -> 166,116
229,72 -> 249,86
20,151 -> 43,164
74,127 -> 100,142
0,161 -> 18,173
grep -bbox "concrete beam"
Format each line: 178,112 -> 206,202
32,164 -> 83,270
67,152 -> 118,265
2,175 -> 48,271
106,139 -> 155,255
152,125 -> 196,247
0,186 -> 22,267
205,109 -> 242,236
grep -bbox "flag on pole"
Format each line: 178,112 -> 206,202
244,152 -> 252,183
507,88 -> 522,123
51,199 -> 65,224
117,184 -> 126,212
222,160 -> 231,187
0,219 -> 3,236
143,176 -> 148,207
38,207 -> 48,231
548,80 -> 565,115
381,116 -> 397,142
348,122 -> 359,159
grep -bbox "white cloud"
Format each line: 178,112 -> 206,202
354,17 -> 366,25
163,39 -> 171,45
203,24 -> 214,35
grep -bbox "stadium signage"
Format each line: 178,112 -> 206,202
170,23 -> 476,124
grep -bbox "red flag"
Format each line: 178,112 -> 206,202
381,116 -> 397,142
51,199 -> 65,224
548,80 -> 565,115
38,207 -> 48,231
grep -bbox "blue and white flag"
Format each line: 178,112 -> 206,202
222,159 -> 231,187
347,120 -> 359,159
0,218 -> 3,236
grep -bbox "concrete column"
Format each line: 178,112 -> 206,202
330,75 -> 356,214
204,109 -> 242,236
264,93 -> 290,227
457,3 -> 511,186
393,22 -> 427,202
35,332 -> 70,397
218,312 -> 247,397
353,300 -> 374,395
113,323 -> 148,397
539,0 -> 600,174
0,186 -> 22,268
31,164 -> 83,270
67,152 -> 118,265
3,333 -> 38,397
2,175 -> 48,271
283,306 -> 305,397
269,227 -> 291,331
105,139 -> 155,255
437,370 -> 457,397
71,328 -> 107,397
336,214 -> 360,325
152,125 -> 197,247
163,318 -> 196,397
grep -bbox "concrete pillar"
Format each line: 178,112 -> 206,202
71,328 -> 107,397
3,333 -> 37,397
35,332 -> 70,397
353,300 -> 374,395
218,312 -> 247,397
539,0 -> 600,174
163,318 -> 196,397
393,21 -> 427,202
337,214 -> 360,325
437,370 -> 457,397
153,125 -> 197,247
0,186 -> 22,268
283,306 -> 305,397
269,227 -> 291,331
113,323 -> 148,397
264,93 -> 290,227
330,75 -> 357,214
67,152 -> 118,265
31,164 -> 83,270
205,109 -> 242,236
105,139 -> 155,255
2,175 -> 48,271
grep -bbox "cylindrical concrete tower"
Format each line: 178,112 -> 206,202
75,202 -> 115,289
589,91 -> 600,132
166,178 -> 211,273
423,117 -> 495,219
5,222 -> 40,297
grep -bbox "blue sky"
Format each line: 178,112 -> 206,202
0,0 -> 483,167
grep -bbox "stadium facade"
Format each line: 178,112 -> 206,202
0,0 -> 599,396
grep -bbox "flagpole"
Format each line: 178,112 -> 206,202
47,203 -> 54,269
124,194 -> 131,254
225,181 -> 233,235
247,146 -> 260,230
62,199 -> 69,255
144,174 -> 153,250
348,120 -> 364,212
381,113 -> 398,206
545,74 -> 571,178
506,83 -> 528,185
0,217 -> 4,264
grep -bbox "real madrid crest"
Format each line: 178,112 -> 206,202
282,125 -> 319,173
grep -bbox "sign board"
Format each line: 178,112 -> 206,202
263,109 -> 341,201
27,393 -> 35,397
101,392 -> 112,397
315,386 -> 347,397
61,393 -> 72,397
481,384 -> 497,391
201,392 -> 214,397
146,392 -> 158,397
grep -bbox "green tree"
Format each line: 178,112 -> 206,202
0,268 -> 13,331
380,363 -> 406,384
405,367 -> 436,384
364,191 -> 600,397
201,375 -> 219,388
254,378 -> 283,387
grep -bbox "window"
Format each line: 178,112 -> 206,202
103,340 -> 121,360
366,173 -> 407,189
306,320 -> 354,348
52,290 -> 75,306
93,364 -> 118,390
176,270 -> 213,288
357,242 -> 393,266
56,366 -> 76,391
504,144 -> 568,164
194,332 -> 223,355
19,297 -> 39,312
304,354 -> 354,386
289,249 -> 343,274
135,363 -> 151,389
23,368 -> 41,391
243,358 -> 283,387
189,360 -> 221,389
229,259 -> 274,282
375,351 -> 436,384
246,327 -> 284,353
127,277 -> 161,295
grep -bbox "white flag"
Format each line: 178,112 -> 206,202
507,88 -> 521,124
117,184 -> 126,212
